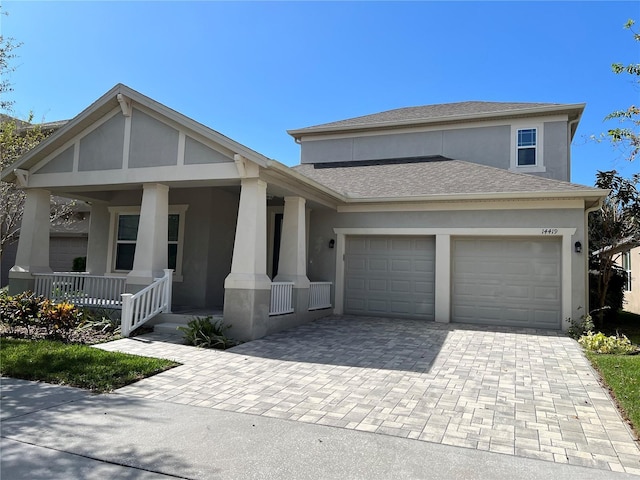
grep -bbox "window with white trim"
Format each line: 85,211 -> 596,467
517,128 -> 537,166
622,250 -> 632,292
108,205 -> 188,278
510,123 -> 545,172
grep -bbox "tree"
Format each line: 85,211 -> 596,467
606,19 -> 639,162
588,20 -> 640,323
589,171 -> 640,324
0,28 -> 75,262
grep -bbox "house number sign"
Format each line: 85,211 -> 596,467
541,228 -> 559,235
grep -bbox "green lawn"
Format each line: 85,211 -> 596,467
587,352 -> 640,437
585,311 -> 640,437
0,338 -> 178,393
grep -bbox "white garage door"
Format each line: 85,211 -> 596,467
345,236 -> 435,320
452,237 -> 561,328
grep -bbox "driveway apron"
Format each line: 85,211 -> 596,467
95,315 -> 640,475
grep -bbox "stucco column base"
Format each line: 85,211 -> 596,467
293,287 -> 310,315
224,287 -> 271,342
7,276 -> 36,295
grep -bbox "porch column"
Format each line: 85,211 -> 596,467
9,189 -> 52,294
86,203 -> 110,275
275,197 -> 310,287
274,196 -> 310,316
224,178 -> 271,341
127,183 -> 169,289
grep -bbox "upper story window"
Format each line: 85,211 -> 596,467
517,128 -> 537,166
510,123 -> 545,173
622,250 -> 632,292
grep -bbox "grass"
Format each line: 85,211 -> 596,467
587,351 -> 640,437
584,310 -> 640,437
0,338 -> 179,393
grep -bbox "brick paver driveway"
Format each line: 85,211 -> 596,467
97,315 -> 640,474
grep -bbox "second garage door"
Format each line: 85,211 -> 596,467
345,236 -> 435,320
452,237 -> 562,329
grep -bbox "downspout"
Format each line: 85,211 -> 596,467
584,198 -> 605,314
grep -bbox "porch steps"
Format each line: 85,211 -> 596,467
151,312 -> 224,337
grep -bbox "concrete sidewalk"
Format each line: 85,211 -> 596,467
1,377 -> 638,479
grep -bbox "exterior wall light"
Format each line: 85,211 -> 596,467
329,239 -> 335,249
574,241 -> 582,253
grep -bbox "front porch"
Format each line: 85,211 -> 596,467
5,85 -> 338,341
31,271 -> 332,338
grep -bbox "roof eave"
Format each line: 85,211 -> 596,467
287,103 -> 587,140
341,188 -> 608,205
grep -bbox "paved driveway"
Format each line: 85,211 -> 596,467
96,315 -> 640,475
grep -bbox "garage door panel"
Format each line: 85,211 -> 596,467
345,236 -> 435,320
452,237 -> 561,329
391,259 -> 412,272
368,258 -> 388,271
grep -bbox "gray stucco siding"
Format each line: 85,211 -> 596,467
129,109 -> 179,168
184,136 -> 232,165
38,145 -> 74,174
78,114 -> 125,171
302,125 -> 511,168
300,122 -> 570,182
352,131 -> 443,161
541,121 -> 569,181
442,126 -> 510,169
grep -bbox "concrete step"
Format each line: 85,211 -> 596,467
153,322 -> 186,336
150,312 -> 225,336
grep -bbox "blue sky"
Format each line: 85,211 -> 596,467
2,1 -> 639,186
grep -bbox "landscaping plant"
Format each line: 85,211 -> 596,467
177,316 -> 237,349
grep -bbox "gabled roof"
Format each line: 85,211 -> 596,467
293,156 -> 604,203
288,101 -> 585,139
1,84 -> 273,183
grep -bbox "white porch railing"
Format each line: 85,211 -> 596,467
309,282 -> 332,310
121,269 -> 173,337
33,273 -> 126,308
270,282 -> 294,316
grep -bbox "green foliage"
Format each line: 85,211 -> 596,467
606,19 -> 639,162
588,171 -> 639,326
578,331 -> 636,355
0,291 -> 84,341
0,337 -> 178,392
72,256 -> 86,272
177,316 -> 237,349
587,351 -> 640,437
567,311 -> 595,340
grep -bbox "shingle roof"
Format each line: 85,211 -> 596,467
293,157 -> 599,199
288,101 -> 584,136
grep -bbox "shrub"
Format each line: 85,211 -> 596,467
177,316 -> 237,349
0,292 -> 84,341
0,291 -> 47,336
567,312 -> 595,340
579,331 -> 636,355
72,256 -> 87,272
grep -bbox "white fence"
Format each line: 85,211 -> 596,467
309,282 -> 332,310
269,282 -> 294,316
33,273 -> 126,308
121,269 -> 173,337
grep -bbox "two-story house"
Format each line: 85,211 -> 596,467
1,85 -> 606,340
